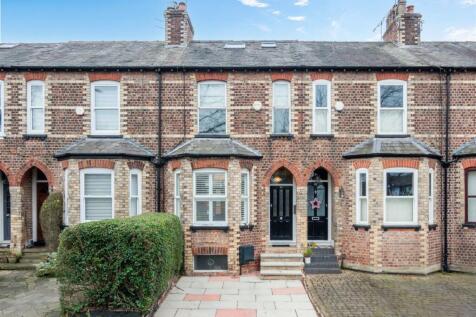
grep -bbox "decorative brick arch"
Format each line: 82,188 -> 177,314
195,72 -> 228,82
0,161 -> 15,186
462,159 -> 476,170
303,160 -> 341,188
262,160 -> 305,187
16,159 -> 56,188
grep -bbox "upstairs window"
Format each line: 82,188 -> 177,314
91,81 -> 120,135
129,169 -> 142,217
0,81 -> 3,135
241,170 -> 250,225
272,81 -> 291,134
429,169 -> 435,224
198,81 -> 227,135
384,169 -> 417,225
80,169 -> 114,222
356,169 -> 368,224
313,81 -> 331,134
466,170 -> 476,224
378,80 -> 407,135
193,169 -> 227,226
27,81 -> 45,134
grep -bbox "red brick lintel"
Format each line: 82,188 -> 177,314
78,159 -> 115,170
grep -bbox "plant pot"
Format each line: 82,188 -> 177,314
7,256 -> 18,264
304,257 -> 311,264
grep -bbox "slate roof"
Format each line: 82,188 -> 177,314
163,138 -> 262,160
453,138 -> 476,158
343,137 -> 441,159
0,41 -> 475,69
54,137 -> 155,160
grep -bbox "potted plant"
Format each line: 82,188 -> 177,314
303,248 -> 312,264
310,242 -> 318,249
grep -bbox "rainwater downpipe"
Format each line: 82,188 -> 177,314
156,70 -> 163,213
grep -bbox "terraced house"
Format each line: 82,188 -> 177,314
0,1 -> 475,277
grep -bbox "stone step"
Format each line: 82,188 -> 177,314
310,255 -> 337,262
23,247 -> 50,253
304,267 -> 341,274
261,253 -> 303,259
312,248 -> 335,255
21,253 -> 49,260
261,261 -> 304,268
19,258 -> 45,264
260,269 -> 303,280
305,262 -> 340,269
0,263 -> 38,271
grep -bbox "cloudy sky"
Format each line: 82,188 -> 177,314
1,0 -> 475,43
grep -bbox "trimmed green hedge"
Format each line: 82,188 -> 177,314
57,213 -> 183,314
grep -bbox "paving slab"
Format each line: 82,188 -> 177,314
158,275 -> 317,317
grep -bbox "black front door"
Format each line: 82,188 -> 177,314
307,181 -> 328,241
270,185 -> 293,241
2,177 -> 10,241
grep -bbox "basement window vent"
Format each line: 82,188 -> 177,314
224,43 -> 246,49
261,42 -> 277,48
0,43 -> 18,49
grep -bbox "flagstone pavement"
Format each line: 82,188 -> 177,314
155,275 -> 318,317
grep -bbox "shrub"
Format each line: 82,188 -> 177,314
57,213 -> 183,315
39,192 -> 63,251
36,252 -> 58,277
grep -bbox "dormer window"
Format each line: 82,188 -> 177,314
198,81 -> 227,135
378,80 -> 407,135
91,81 -> 120,135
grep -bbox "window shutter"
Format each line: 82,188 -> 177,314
212,173 -> 226,195
85,198 -> 113,221
85,174 -> 111,195
195,174 -> 210,195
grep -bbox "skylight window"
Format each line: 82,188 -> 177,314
224,43 -> 246,49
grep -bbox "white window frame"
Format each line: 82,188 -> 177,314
129,169 -> 142,217
197,81 -> 227,135
429,169 -> 435,224
356,169 -> 369,225
63,169 -> 69,226
383,168 -> 418,225
80,168 -> 115,223
312,80 -> 332,135
91,81 -> 121,135
174,169 -> 182,218
0,81 -> 4,136
27,80 -> 45,134
272,80 -> 291,135
193,168 -> 227,226
377,80 -> 407,135
241,169 -> 250,225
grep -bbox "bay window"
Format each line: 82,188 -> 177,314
174,170 -> 182,218
129,169 -> 142,216
27,81 -> 45,134
378,80 -> 407,135
91,81 -> 120,135
272,81 -> 291,134
384,169 -> 417,225
80,169 -> 114,222
313,80 -> 331,134
356,169 -> 368,224
198,81 -> 227,135
241,170 -> 250,225
193,169 -> 227,225
466,170 -> 476,223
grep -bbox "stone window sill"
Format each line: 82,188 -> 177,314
190,225 -> 229,233
23,134 -> 47,141
462,223 -> 476,229
353,224 -> 371,231
382,224 -> 421,231
88,134 -> 123,139
240,224 -> 255,231
195,134 -> 230,139
270,134 -> 294,140
311,134 -> 334,139
428,224 -> 438,231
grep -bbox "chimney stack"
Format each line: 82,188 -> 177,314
383,0 -> 422,45
165,2 -> 194,46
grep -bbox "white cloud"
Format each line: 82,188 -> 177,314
445,26 -> 476,41
256,24 -> 272,32
294,0 -> 309,6
238,0 -> 269,8
288,16 -> 306,22
272,10 -> 281,16
461,0 -> 476,6
296,27 -> 306,34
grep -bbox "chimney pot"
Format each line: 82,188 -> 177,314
383,1 -> 421,45
406,5 -> 415,13
164,1 -> 194,46
178,2 -> 187,11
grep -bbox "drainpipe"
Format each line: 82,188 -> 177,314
442,71 -> 451,272
156,70 -> 163,212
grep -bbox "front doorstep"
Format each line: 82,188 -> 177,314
268,241 -> 296,247
308,240 -> 334,247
